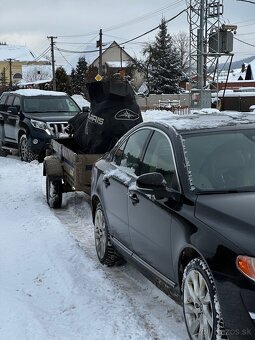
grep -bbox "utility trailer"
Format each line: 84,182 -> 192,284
43,138 -> 102,208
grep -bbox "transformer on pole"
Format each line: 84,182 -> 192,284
188,0 -> 235,109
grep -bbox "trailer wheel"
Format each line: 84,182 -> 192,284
46,174 -> 62,209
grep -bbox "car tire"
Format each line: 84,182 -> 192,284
182,258 -> 225,340
94,203 -> 122,266
19,134 -> 38,162
46,174 -> 62,209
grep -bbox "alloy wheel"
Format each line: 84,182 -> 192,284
183,269 -> 214,340
94,208 -> 107,260
20,135 -> 28,161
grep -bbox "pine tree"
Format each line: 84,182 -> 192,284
85,65 -> 98,83
55,67 -> 72,94
143,18 -> 182,94
70,68 -> 76,92
73,57 -> 88,95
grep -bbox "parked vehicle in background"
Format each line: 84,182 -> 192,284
0,89 -> 81,161
91,111 -> 255,340
71,94 -> 90,110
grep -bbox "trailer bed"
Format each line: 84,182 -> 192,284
43,138 -> 103,208
51,138 -> 102,193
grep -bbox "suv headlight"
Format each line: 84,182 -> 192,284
30,119 -> 52,135
236,255 -> 255,282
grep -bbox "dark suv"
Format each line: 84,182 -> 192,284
0,89 -> 81,161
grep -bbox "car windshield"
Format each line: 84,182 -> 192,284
23,96 -> 80,114
182,129 -> 255,193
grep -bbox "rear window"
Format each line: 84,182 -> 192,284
23,96 -> 80,115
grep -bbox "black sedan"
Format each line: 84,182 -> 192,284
91,112 -> 255,340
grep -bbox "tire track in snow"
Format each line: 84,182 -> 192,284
50,190 -> 188,340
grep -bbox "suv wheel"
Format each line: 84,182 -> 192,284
94,203 -> 122,266
182,258 -> 225,340
19,135 -> 38,162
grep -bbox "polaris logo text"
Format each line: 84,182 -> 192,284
88,114 -> 104,125
115,109 -> 140,121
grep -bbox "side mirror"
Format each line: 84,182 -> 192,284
136,172 -> 182,207
82,106 -> 90,113
136,172 -> 166,190
7,106 -> 18,115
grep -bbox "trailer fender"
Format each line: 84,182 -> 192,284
43,156 -> 63,177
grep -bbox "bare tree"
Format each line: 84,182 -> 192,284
172,31 -> 189,74
22,65 -> 52,82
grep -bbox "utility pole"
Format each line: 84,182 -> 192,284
97,29 -> 103,76
1,67 -> 6,87
5,58 -> 16,89
47,36 -> 57,91
189,0 -> 224,109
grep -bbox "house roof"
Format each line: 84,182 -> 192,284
248,59 -> 255,79
91,41 -> 134,66
218,58 -> 255,83
0,44 -> 46,62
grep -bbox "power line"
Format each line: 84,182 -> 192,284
32,46 -> 51,62
120,8 -> 187,45
55,8 -> 187,56
55,46 -> 75,69
57,0 -> 186,38
236,32 -> 255,36
234,18 -> 255,25
234,36 -> 255,48
102,0 -> 185,33
236,0 -> 255,4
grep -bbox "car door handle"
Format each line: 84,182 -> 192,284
129,193 -> 139,204
103,176 -> 110,187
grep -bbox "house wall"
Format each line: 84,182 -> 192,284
92,44 -> 132,69
0,60 -> 49,86
92,43 -> 144,89
220,95 -> 255,112
218,80 -> 255,91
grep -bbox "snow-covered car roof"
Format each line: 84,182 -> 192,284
71,94 -> 90,109
7,89 -> 68,97
142,109 -> 255,132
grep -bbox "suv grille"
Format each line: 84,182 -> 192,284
47,122 -> 69,137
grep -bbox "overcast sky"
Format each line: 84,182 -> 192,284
1,0 -> 255,70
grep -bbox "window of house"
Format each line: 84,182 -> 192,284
13,73 -> 22,79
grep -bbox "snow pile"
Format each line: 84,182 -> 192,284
142,109 -> 255,131
0,157 -> 186,340
10,89 -> 67,96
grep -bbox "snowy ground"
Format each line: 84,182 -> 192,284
0,156 -> 188,340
